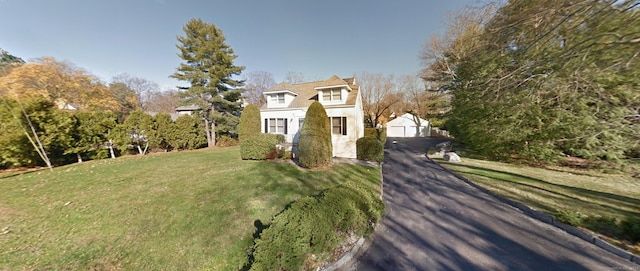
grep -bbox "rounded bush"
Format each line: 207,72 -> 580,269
238,104 -> 261,142
250,180 -> 384,271
356,136 -> 384,162
297,102 -> 332,168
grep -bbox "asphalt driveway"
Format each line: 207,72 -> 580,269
339,138 -> 637,271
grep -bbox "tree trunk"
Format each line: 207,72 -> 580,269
204,118 -> 213,148
108,139 -> 116,159
77,153 -> 83,163
211,120 -> 216,147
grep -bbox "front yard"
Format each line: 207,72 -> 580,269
0,147 -> 380,270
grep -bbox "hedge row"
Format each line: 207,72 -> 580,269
240,133 -> 284,160
356,137 -> 384,162
249,178 -> 384,271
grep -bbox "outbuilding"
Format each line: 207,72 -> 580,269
386,113 -> 431,137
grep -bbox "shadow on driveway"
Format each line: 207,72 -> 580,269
338,137 -> 637,271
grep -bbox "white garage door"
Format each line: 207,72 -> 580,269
387,126 -> 405,137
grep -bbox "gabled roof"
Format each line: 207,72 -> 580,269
262,75 -> 359,110
313,75 -> 352,91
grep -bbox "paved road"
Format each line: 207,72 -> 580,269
339,138 -> 638,271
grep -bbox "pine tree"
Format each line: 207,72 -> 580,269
170,18 -> 245,147
298,102 -> 332,168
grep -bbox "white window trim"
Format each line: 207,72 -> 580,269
329,116 -> 347,135
271,93 -> 285,104
322,89 -> 342,102
265,118 -> 288,134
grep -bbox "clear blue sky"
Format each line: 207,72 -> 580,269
0,0 -> 471,90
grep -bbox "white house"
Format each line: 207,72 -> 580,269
386,113 -> 431,137
260,75 -> 365,158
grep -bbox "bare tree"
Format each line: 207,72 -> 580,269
420,4 -> 496,84
145,88 -> 181,114
284,71 -> 305,84
357,72 -> 401,128
111,73 -> 160,110
396,74 -> 448,132
243,71 -> 276,106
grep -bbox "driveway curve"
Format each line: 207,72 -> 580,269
339,137 -> 637,271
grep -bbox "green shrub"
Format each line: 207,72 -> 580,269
356,137 -> 384,162
364,128 -> 386,143
621,217 -> 640,243
241,133 -> 280,160
239,104 -> 261,142
250,179 -> 384,271
298,102 -> 332,168
216,136 -> 239,147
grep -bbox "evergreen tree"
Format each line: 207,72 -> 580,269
431,0 -> 639,164
298,102 -> 332,168
69,111 -> 117,162
0,48 -> 25,70
238,104 -> 261,142
171,114 -> 207,150
152,113 -> 174,151
113,110 -> 154,155
170,18 -> 245,147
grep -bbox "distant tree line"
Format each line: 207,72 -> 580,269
0,98 -> 208,169
0,52 -> 210,169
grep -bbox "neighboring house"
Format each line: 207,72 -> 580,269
147,105 -> 201,121
260,75 -> 365,159
175,104 -> 201,116
386,113 -> 431,137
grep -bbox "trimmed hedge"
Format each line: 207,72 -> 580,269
364,128 -> 387,143
356,137 -> 384,162
298,102 -> 332,168
241,133 -> 281,160
250,178 -> 384,271
239,104 -> 262,142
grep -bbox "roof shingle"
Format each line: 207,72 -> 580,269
262,75 -> 360,109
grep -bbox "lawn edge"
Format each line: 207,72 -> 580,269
321,161 -> 384,271
429,156 -> 640,265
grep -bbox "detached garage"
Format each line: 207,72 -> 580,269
386,113 -> 430,137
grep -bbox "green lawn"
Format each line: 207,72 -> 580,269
0,147 -> 380,270
432,156 -> 640,253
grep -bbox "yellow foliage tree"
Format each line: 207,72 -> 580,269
0,57 -> 119,112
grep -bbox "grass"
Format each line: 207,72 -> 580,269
431,156 -> 640,254
0,146 -> 380,270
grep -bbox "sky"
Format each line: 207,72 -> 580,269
0,0 -> 473,90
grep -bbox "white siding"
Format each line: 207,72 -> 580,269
260,105 -> 362,159
386,113 -> 430,138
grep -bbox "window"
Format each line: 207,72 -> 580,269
264,118 -> 288,134
271,93 -> 285,104
298,118 -> 305,130
329,117 -> 347,135
322,89 -> 341,101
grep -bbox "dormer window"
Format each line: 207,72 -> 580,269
271,93 -> 285,104
322,88 -> 342,101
